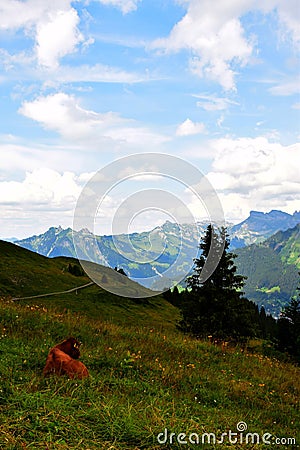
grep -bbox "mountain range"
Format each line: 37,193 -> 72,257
6,209 -> 300,316
14,209 -> 300,256
230,209 -> 300,248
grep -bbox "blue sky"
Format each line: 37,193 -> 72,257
0,0 -> 299,238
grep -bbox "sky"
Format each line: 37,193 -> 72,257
0,0 -> 299,239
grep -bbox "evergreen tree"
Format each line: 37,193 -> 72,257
179,225 -> 259,341
277,272 -> 300,361
67,263 -> 84,277
186,225 -> 245,292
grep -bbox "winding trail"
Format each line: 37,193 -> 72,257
12,281 -> 94,301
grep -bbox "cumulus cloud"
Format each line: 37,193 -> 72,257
0,1 -> 147,79
35,8 -> 84,68
176,119 -> 206,136
19,92 -> 168,145
0,0 -> 52,30
152,0 -> 300,90
152,0 -> 253,90
0,167 -> 93,238
0,168 -> 82,207
0,1 -> 87,68
206,137 -> 300,218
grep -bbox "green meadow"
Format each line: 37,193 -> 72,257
0,293 -> 299,449
0,241 -> 299,449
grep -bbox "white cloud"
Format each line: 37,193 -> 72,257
193,93 -> 239,111
0,49 -> 147,86
0,167 -> 91,238
276,0 -> 300,47
0,137 -> 104,179
19,92 -> 168,146
0,168 -> 81,207
152,0 -> 300,90
206,137 -> 300,218
0,1 -> 88,69
0,0 -> 52,29
49,63 -> 147,84
36,8 -> 84,68
0,0 -> 142,27
176,118 -> 206,136
0,1 -> 148,78
95,0 -> 141,14
152,0 -> 254,91
269,80 -> 300,96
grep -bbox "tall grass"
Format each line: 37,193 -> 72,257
0,297 -> 299,449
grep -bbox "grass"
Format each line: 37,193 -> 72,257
0,240 -> 299,448
0,296 -> 299,450
0,240 -> 154,299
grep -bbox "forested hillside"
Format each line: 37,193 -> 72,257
235,225 -> 300,316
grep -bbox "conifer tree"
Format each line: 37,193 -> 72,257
277,272 -> 300,360
186,225 -> 245,293
179,225 -> 259,341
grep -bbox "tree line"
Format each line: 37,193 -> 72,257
163,225 -> 300,362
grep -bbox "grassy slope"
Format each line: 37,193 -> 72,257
0,240 -> 155,299
0,299 -> 299,449
0,239 -> 88,297
0,241 -> 299,449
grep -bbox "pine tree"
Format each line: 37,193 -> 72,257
277,272 -> 300,360
186,225 -> 245,292
179,225 -> 259,341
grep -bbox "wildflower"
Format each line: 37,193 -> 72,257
187,363 -> 196,369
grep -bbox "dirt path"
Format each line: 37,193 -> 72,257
12,281 -> 95,301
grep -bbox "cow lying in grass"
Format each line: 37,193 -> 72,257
43,337 -> 89,379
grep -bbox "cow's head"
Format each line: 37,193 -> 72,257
56,337 -> 82,359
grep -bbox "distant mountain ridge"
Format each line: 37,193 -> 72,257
230,209 -> 300,248
14,209 -> 300,259
4,209 -> 300,316
15,221 -> 207,289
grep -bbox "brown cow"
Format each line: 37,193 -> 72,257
43,337 -> 89,379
